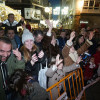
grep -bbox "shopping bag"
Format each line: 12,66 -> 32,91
38,59 -> 48,89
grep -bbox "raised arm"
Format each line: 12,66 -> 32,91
42,20 -> 53,48
77,31 -> 94,55
17,17 -> 24,26
62,31 -> 75,58
45,19 -> 53,36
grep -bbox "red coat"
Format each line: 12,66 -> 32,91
93,51 -> 100,67
84,63 -> 96,80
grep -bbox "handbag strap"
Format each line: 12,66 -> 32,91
45,58 -> 48,68
40,58 -> 48,69
40,63 -> 42,69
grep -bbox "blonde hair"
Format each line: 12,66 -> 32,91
20,44 -> 37,62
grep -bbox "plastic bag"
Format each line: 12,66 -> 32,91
38,59 -> 48,89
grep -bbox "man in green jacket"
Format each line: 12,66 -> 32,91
0,36 -> 25,100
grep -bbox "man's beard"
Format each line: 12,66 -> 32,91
0,55 -> 9,62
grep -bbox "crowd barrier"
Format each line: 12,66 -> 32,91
46,68 -> 85,100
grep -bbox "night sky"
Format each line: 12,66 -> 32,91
48,0 -> 60,7
48,0 -> 61,20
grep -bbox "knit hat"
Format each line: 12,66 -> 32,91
22,28 -> 34,44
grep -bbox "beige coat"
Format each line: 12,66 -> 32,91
46,66 -> 65,100
45,64 -> 80,100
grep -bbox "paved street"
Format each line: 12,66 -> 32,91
85,80 -> 100,100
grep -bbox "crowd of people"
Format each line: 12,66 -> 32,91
0,13 -> 100,100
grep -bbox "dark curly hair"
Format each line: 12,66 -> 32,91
9,69 -> 34,96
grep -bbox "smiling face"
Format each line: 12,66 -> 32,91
24,39 -> 34,51
0,41 -> 11,62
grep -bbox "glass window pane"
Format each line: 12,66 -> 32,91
84,1 -> 88,6
95,2 -> 99,7
89,1 -> 94,6
94,2 -> 99,9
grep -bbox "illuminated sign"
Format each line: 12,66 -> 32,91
24,8 -> 41,20
53,7 -> 60,15
45,7 -> 52,14
80,21 -> 88,24
61,7 -> 69,15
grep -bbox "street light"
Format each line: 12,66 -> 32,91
45,7 -> 52,19
53,7 -> 60,15
45,7 -> 50,13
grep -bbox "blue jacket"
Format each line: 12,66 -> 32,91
14,34 -> 22,49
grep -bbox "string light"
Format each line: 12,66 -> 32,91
0,4 -> 21,22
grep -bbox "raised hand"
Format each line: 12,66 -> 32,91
31,53 -> 38,65
45,19 -> 53,29
21,17 -> 24,22
70,31 -> 75,41
12,48 -> 22,61
38,50 -> 44,59
89,31 -> 94,40
55,54 -> 63,66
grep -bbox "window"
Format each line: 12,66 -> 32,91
83,0 -> 99,10
84,1 -> 88,6
94,2 -> 99,9
89,1 -> 94,6
83,0 -> 89,9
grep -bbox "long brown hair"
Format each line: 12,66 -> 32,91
20,44 -> 37,62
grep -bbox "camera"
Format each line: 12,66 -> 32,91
80,52 -> 91,64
